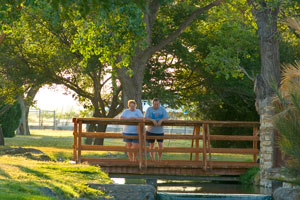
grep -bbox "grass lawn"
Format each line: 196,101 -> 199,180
0,129 -> 256,199
1,130 -> 115,200
0,155 -> 111,200
3,129 -> 254,162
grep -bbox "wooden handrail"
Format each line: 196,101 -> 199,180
72,118 -> 260,173
73,118 -> 260,127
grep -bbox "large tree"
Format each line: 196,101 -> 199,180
246,0 -> 300,186
70,0 -> 223,110
0,2 -> 144,143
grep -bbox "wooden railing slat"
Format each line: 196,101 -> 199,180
210,148 -> 259,154
210,135 -> 260,141
72,117 -> 261,175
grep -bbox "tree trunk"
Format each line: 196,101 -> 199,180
85,123 -> 96,145
117,54 -> 148,111
250,1 -> 281,187
93,124 -> 107,145
17,87 -> 40,135
16,97 -> 27,135
0,125 -> 4,145
84,108 -> 108,145
116,1 -> 221,111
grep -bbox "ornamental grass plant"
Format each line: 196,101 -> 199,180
273,25 -> 300,184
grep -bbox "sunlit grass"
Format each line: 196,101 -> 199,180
0,129 -> 255,199
2,129 -> 253,162
0,155 -> 112,200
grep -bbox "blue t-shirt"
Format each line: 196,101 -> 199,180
121,109 -> 143,133
145,106 -> 168,133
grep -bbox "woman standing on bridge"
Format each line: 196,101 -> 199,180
120,100 -> 143,162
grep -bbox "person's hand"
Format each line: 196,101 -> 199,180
157,120 -> 163,126
152,119 -> 158,126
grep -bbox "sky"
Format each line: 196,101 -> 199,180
33,85 -> 83,112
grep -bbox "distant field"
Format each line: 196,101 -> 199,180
3,129 -> 253,162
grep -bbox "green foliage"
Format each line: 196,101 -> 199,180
0,102 -> 21,137
0,2 -> 127,118
240,167 -> 259,185
143,0 -> 260,149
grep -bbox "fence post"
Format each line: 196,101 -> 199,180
39,109 -> 42,127
207,124 -> 211,168
202,124 -> 207,170
143,120 -> 147,169
72,118 -> 78,162
195,125 -> 200,161
190,126 -> 196,160
53,110 -> 56,130
253,126 -> 258,162
78,120 -> 82,163
138,122 -> 144,169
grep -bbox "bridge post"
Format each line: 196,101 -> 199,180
202,124 -> 207,170
78,120 -> 82,163
253,127 -> 258,162
72,118 -> 78,162
189,126 -> 196,160
138,123 -> 144,169
195,125 -> 200,161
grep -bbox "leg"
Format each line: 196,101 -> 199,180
158,142 -> 163,161
125,142 -> 133,161
132,142 -> 139,162
149,142 -> 156,161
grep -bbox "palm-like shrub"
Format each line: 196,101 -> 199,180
272,18 -> 300,183
273,61 -> 300,183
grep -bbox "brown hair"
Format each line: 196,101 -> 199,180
152,98 -> 159,104
128,99 -> 137,107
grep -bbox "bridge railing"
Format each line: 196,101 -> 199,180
72,118 -> 260,174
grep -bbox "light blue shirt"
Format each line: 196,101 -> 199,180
145,106 -> 168,133
121,109 -> 143,133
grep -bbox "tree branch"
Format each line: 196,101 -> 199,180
143,0 -> 222,58
0,104 -> 11,116
54,77 -> 93,100
0,31 -> 6,45
238,65 -> 254,82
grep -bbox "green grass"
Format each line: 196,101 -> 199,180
3,129 -> 253,162
0,155 -> 112,200
1,130 -> 115,200
0,129 -> 255,199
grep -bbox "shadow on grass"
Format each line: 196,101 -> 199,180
2,166 -> 73,199
0,179 -> 57,200
0,168 -> 11,179
14,165 -> 51,180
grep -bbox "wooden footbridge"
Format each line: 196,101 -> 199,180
72,118 -> 260,176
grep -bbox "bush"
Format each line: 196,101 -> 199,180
240,167 -> 259,185
0,102 -> 22,137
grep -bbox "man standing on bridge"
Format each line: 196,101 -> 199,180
145,98 -> 169,161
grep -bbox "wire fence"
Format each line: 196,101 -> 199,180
28,109 -> 73,130
28,109 -> 193,133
